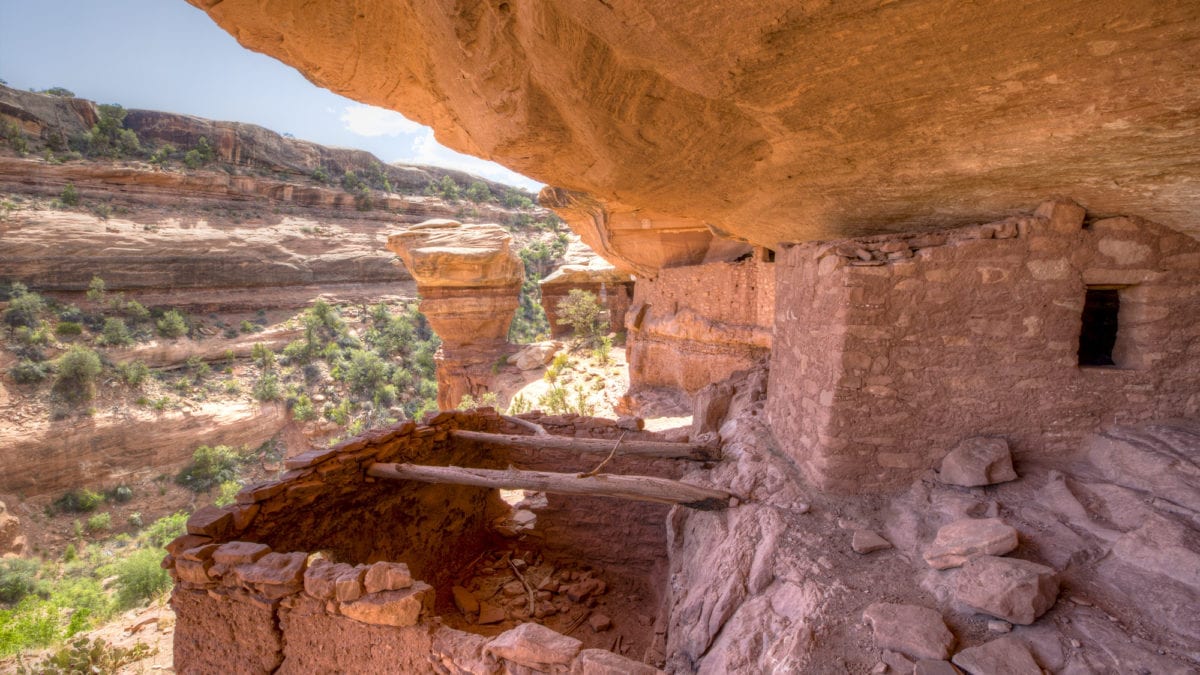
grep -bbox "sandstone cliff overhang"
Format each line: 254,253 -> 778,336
189,0 -> 1200,250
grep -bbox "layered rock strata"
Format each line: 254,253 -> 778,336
187,1 -> 1200,247
387,220 -> 523,409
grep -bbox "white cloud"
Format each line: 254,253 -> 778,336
340,104 -> 422,137
408,129 -> 543,192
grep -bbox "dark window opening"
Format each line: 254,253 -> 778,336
764,248 -> 776,262
1078,287 -> 1120,367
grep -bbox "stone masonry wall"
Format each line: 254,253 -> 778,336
627,259 -> 775,395
768,201 -> 1200,492
166,410 -> 675,673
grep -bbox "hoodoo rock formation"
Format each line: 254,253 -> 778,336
387,220 -> 524,409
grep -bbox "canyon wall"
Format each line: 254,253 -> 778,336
626,258 -> 774,395
768,201 -> 1200,492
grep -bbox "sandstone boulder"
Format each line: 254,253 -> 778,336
212,541 -> 271,566
862,603 -> 955,661
508,341 -> 560,370
938,438 -> 1017,487
924,518 -> 1019,570
340,582 -> 434,627
452,585 -> 479,615
0,501 -> 26,557
954,556 -> 1059,625
363,561 -> 413,593
485,622 -> 583,669
914,660 -> 963,675
573,648 -> 662,674
951,636 -> 1041,675
852,530 -> 893,555
386,220 -> 522,289
303,559 -> 355,601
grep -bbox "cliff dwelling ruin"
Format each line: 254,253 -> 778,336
31,0 -> 1198,672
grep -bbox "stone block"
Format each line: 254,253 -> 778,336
913,660 -> 962,675
363,561 -> 413,593
235,480 -> 288,505
335,565 -> 367,602
862,603 -> 954,661
175,557 -> 215,585
485,622 -> 583,669
572,648 -> 662,674
938,437 -> 1017,487
212,541 -> 271,566
924,518 -> 1019,569
851,530 -> 892,554
186,506 -> 235,538
1033,200 -> 1086,233
164,534 -> 212,556
452,585 -> 479,615
954,556 -> 1059,625
233,551 -> 307,599
952,636 -> 1041,674
178,543 -> 221,562
283,447 -> 340,470
340,582 -> 433,627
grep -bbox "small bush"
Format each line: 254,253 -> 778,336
507,394 -> 531,415
53,321 -> 82,339
127,512 -> 143,529
85,513 -> 111,533
253,372 -> 280,401
18,636 -> 155,674
10,359 -> 48,384
112,549 -> 171,609
291,393 -> 315,421
109,485 -> 133,504
60,184 -> 79,207
176,445 -> 241,492
240,319 -> 258,334
143,512 -> 188,548
54,346 -> 102,402
214,480 -> 241,507
156,310 -> 188,338
557,289 -> 607,345
86,276 -> 106,303
116,360 -> 150,387
250,342 -> 275,369
0,558 -> 41,604
99,317 -> 133,346
3,290 -> 46,328
592,335 -> 613,365
52,489 -> 103,514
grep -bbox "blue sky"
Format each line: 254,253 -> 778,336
0,0 -> 541,190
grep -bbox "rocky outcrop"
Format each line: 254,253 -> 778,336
538,240 -> 633,338
386,220 -> 523,408
187,1 -> 1200,251
0,401 -> 287,497
0,500 -> 26,557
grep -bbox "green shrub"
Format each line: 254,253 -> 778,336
214,480 -> 241,507
54,321 -> 83,337
143,512 -> 188,548
250,342 -> 275,369
59,184 -> 79,207
85,276 -> 106,303
291,393 -> 315,421
111,549 -> 170,609
99,317 -> 133,346
84,513 -> 111,533
116,360 -> 149,387
465,181 -> 492,203
54,346 -> 102,402
121,300 -> 150,322
346,349 -> 388,396
556,289 -> 608,345
176,445 -> 241,492
592,335 -> 613,365
156,310 -> 188,338
109,485 -> 133,504
0,558 -> 41,604
9,359 -> 48,384
507,393 -> 531,415
2,290 -> 46,328
126,512 -> 143,529
81,104 -> 140,158
52,489 -> 103,514
253,372 -> 280,401
240,319 -> 259,334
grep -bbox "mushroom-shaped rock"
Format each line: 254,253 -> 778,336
386,219 -> 523,408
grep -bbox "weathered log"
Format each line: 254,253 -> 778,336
367,463 -> 732,510
500,414 -> 548,436
449,429 -> 720,461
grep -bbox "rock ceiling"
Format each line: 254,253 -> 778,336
189,0 -> 1200,257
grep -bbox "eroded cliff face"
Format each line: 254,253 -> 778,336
189,0 -> 1200,252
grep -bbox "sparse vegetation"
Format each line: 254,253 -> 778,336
557,289 -> 608,346
156,309 -> 188,338
175,444 -> 242,492
53,345 -> 102,403
59,184 -> 79,207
